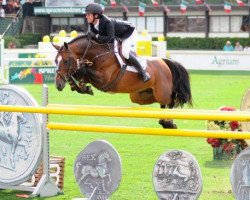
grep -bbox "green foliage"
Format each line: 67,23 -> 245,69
15,33 -> 42,47
162,37 -> 250,50
2,36 -> 21,48
3,33 -> 42,48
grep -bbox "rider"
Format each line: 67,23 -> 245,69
85,3 -> 151,83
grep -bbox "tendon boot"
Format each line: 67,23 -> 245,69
128,52 -> 150,82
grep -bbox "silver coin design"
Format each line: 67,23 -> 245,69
74,140 -> 122,200
153,150 -> 203,200
0,85 -> 42,186
231,147 -> 250,200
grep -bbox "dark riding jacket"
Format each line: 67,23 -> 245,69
89,15 -> 135,43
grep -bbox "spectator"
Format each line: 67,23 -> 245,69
1,0 -> 6,6
4,0 -> 16,14
13,0 -> 21,13
244,45 -> 250,52
22,0 -> 34,33
234,42 -> 243,51
8,41 -> 17,49
0,4 -> 5,18
223,41 -> 234,51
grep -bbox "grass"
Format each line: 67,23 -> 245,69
0,70 -> 250,200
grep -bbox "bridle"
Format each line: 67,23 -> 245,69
55,53 -> 71,82
55,38 -> 93,84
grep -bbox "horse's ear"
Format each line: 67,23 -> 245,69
52,43 -> 60,50
64,42 -> 68,49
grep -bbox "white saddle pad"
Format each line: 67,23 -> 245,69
126,57 -> 147,72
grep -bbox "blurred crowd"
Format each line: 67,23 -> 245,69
0,0 -> 21,18
223,41 -> 250,52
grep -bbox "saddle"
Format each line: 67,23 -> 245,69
115,40 -> 144,70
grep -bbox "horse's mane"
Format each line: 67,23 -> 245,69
67,34 -> 102,45
67,34 -> 88,45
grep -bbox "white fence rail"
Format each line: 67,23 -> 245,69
168,50 -> 250,71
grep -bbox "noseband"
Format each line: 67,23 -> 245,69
55,50 -> 72,83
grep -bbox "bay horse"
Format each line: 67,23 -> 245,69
53,35 -> 192,128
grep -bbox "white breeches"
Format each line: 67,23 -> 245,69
121,30 -> 137,59
114,30 -> 137,67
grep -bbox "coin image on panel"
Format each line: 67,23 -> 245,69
0,85 -> 42,186
241,89 -> 250,145
231,147 -> 250,200
153,150 -> 203,200
74,140 -> 122,200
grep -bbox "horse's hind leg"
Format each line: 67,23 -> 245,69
159,105 -> 177,129
129,89 -> 156,105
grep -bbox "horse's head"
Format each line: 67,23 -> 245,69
53,42 -> 78,91
98,151 -> 112,163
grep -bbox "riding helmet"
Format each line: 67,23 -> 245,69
85,3 -> 103,16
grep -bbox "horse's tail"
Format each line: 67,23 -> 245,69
162,58 -> 192,108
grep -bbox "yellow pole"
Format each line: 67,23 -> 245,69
0,105 -> 249,121
47,123 -> 250,139
48,104 -> 241,113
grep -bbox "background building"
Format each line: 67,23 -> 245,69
1,0 -> 250,37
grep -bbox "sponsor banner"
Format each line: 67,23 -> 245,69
34,7 -> 86,15
45,0 -> 93,7
169,51 -> 250,71
9,66 -> 56,84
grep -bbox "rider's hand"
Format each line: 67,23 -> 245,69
87,31 -> 96,38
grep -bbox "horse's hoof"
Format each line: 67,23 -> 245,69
159,119 -> 177,129
87,86 -> 94,96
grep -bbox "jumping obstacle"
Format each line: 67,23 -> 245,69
0,104 -> 249,121
0,86 -> 249,140
0,85 -> 250,199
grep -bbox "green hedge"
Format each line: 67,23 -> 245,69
3,33 -> 42,48
159,37 -> 250,50
4,34 -> 250,50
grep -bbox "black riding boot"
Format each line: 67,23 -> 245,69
128,52 -> 151,83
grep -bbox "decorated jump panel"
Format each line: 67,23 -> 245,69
153,150 -> 202,200
74,140 -> 121,200
0,85 -> 42,186
231,147 -> 250,199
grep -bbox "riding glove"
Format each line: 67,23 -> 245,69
87,31 -> 96,38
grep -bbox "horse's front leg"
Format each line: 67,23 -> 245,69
159,105 -> 177,129
78,81 -> 93,95
10,142 -> 17,168
68,78 -> 93,95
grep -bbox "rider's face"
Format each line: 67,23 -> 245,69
86,13 -> 95,24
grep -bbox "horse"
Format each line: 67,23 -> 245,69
53,35 -> 192,128
0,112 -> 27,168
75,152 -> 112,193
